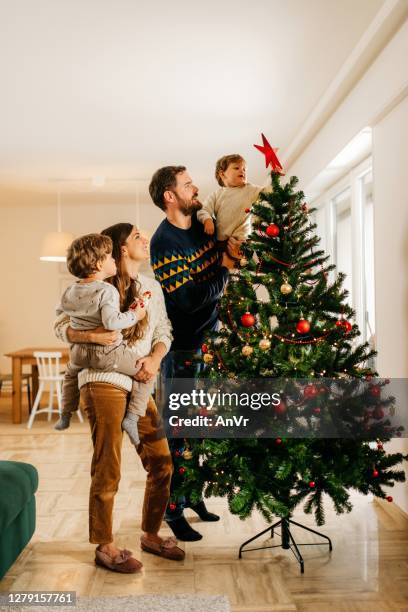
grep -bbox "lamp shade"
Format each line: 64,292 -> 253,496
40,231 -> 74,262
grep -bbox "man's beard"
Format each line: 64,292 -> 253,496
176,195 -> 202,217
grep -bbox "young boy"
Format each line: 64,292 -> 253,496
55,233 -> 151,447
197,154 -> 264,249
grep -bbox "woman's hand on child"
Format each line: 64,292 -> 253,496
134,355 -> 161,382
204,219 -> 215,235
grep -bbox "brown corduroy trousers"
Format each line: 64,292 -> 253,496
80,382 -> 173,544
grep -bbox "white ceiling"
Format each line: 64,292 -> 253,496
0,0 -> 385,203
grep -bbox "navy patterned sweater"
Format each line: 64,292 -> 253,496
150,213 -> 229,350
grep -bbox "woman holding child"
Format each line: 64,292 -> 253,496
54,223 -> 185,573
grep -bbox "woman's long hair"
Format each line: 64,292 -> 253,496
101,223 -> 148,346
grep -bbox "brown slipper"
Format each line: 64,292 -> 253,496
141,535 -> 185,561
95,547 -> 143,573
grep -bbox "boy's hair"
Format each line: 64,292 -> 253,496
67,233 -> 113,278
149,165 -> 186,211
215,154 -> 245,187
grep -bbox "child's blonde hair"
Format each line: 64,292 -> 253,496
215,154 -> 246,187
67,233 -> 112,278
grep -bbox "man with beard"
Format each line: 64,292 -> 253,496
149,165 -> 235,541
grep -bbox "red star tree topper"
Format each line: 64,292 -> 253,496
254,133 -> 284,174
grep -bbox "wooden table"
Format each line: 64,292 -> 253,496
5,347 -> 69,424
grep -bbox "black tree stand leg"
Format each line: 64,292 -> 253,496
238,517 -> 332,573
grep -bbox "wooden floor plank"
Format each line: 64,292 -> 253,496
0,393 -> 407,611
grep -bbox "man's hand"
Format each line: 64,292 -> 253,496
66,325 -> 120,345
204,219 -> 215,235
221,251 -> 236,270
227,236 -> 243,259
134,354 -> 161,383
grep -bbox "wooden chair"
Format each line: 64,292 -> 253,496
27,352 -> 83,429
0,372 -> 32,411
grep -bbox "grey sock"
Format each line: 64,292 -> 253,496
54,414 -> 71,430
122,413 -> 140,447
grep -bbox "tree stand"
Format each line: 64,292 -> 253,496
238,517 -> 332,573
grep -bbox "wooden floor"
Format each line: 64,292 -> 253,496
0,393 -> 407,611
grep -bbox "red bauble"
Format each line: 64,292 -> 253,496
241,312 -> 255,327
336,319 -> 352,333
245,207 -> 251,213
266,223 -> 280,237
373,407 -> 385,420
377,442 -> 384,450
169,502 -> 177,511
201,343 -> 208,353
274,401 -> 287,416
309,481 -> 316,488
275,437 -> 283,444
179,467 -> 186,475
372,469 -> 379,478
386,496 -> 393,503
369,384 -> 381,397
174,450 -> 182,457
296,319 -> 311,334
312,407 -> 321,415
304,384 -> 318,399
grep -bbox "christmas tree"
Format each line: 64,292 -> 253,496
169,136 -> 407,527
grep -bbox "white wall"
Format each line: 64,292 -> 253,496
287,18 -> 408,514
0,200 -> 165,372
373,95 -> 408,513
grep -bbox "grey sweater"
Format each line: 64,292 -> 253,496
56,280 -> 137,337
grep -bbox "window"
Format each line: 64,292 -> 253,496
312,158 -> 375,349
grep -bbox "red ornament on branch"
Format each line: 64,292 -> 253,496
241,312 -> 255,327
369,385 -> 381,398
304,384 -> 318,399
201,343 -> 209,353
296,319 -> 311,334
336,319 -> 352,333
372,469 -> 379,478
373,407 -> 385,420
169,502 -> 177,511
386,496 -> 393,502
309,481 -> 316,488
245,207 -> 251,213
254,133 -> 284,174
266,223 -> 280,237
274,400 -> 287,416
179,467 -> 186,475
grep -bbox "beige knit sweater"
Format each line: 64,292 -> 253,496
54,274 -> 172,392
197,183 -> 263,241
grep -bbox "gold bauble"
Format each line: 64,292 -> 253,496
259,338 -> 271,350
203,353 -> 214,363
280,282 -> 293,295
240,257 -> 249,267
183,449 -> 193,460
242,344 -> 253,356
